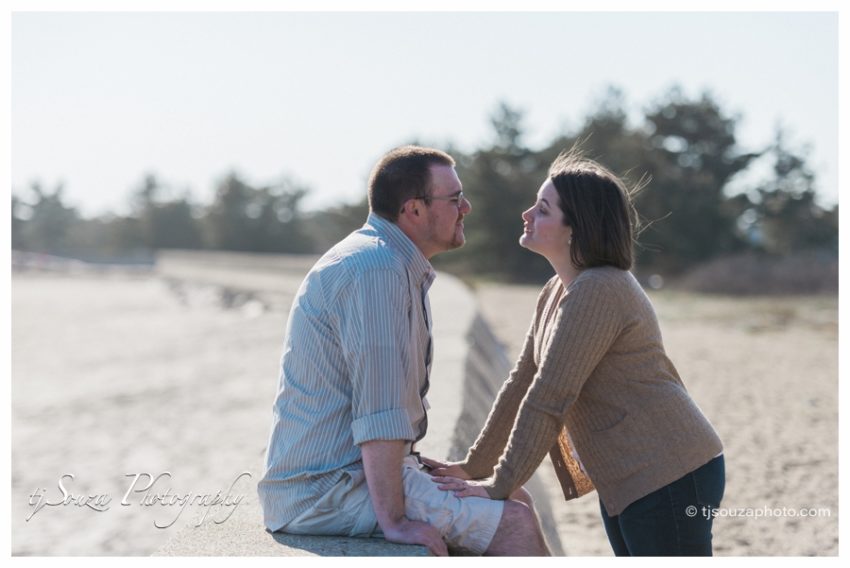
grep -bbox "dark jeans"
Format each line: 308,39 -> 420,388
600,455 -> 725,556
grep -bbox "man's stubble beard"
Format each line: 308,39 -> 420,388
426,215 -> 465,255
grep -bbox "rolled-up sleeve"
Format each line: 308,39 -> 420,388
340,267 -> 417,445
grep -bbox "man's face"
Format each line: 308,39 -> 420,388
421,165 -> 472,257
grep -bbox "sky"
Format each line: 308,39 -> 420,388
11,9 -> 840,217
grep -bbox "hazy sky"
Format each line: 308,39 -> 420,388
11,10 -> 839,216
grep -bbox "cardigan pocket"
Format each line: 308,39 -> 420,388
586,414 -> 649,482
591,412 -> 633,442
587,410 -> 628,433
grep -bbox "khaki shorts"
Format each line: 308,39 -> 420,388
281,456 -> 504,554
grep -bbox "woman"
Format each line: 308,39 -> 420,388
425,150 -> 725,556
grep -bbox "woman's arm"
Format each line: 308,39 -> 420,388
479,278 -> 624,499
460,319 -> 539,478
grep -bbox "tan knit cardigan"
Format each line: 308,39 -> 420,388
463,266 -> 723,516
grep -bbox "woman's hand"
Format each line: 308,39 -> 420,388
419,456 -> 471,480
431,475 -> 491,499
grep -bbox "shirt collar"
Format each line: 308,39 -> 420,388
365,212 -> 436,291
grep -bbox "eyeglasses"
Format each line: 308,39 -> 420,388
416,191 -> 466,206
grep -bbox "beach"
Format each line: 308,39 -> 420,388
12,271 -> 283,555
11,270 -> 838,555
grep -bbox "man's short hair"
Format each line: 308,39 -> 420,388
368,145 -> 455,222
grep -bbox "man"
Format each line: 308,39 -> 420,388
258,146 -> 548,556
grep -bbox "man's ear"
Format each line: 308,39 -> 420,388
400,199 -> 420,218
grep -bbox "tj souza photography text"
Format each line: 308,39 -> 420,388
26,471 -> 253,528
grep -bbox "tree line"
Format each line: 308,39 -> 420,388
12,86 -> 837,282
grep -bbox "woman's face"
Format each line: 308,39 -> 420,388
519,179 -> 572,260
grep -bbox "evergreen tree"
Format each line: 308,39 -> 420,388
636,88 -> 761,272
747,129 -> 837,254
17,182 -> 79,254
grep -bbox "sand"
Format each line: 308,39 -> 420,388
11,271 -> 838,555
12,272 -> 285,555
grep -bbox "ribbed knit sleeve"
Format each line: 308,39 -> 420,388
461,320 -> 538,478
482,276 -> 624,500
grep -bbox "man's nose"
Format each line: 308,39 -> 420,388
460,195 -> 472,214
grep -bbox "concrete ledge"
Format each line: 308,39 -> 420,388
156,500 -> 426,556
155,251 -> 563,556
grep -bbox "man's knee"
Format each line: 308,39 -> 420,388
502,499 -> 536,528
485,500 -> 547,556
509,487 -> 535,510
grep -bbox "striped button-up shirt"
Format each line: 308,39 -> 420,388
258,213 -> 435,531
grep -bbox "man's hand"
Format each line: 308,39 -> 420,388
360,441 -> 448,556
419,456 -> 471,480
382,518 -> 448,556
431,475 -> 491,499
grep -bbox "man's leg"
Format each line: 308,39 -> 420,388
484,498 -> 549,556
401,459 -> 513,555
507,487 -> 551,555
279,470 -> 375,537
